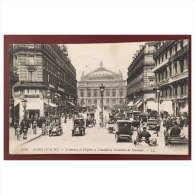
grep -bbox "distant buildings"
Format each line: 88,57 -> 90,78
11,44 -> 77,121
153,39 -> 189,115
126,42 -> 156,111
77,61 -> 126,108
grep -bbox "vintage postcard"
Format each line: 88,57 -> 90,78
5,35 -> 191,159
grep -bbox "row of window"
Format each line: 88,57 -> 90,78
155,39 -> 188,66
155,57 -> 188,83
80,89 -> 124,97
44,45 -> 76,78
158,83 -> 188,98
80,99 -> 124,105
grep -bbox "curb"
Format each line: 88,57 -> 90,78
19,134 -> 42,146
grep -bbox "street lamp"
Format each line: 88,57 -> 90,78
21,98 -> 28,118
55,93 -> 61,115
100,84 -> 105,125
156,86 -> 160,116
46,89 -> 51,117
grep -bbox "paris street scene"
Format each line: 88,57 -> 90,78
9,40 -> 189,154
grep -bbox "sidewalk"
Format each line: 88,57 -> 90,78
9,126 -> 42,148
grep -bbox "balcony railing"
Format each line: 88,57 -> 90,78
171,71 -> 188,82
13,44 -> 42,50
14,81 -> 47,88
152,58 -> 169,72
170,44 -> 189,62
153,41 -> 174,59
157,78 -> 169,86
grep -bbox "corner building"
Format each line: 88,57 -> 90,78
12,44 -> 77,121
153,39 -> 189,116
77,62 -> 126,108
127,42 -> 156,111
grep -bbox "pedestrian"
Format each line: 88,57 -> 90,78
170,122 -> 181,137
104,116 -> 107,127
99,117 -> 102,128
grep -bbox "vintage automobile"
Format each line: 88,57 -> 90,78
131,120 -> 140,132
139,113 -> 148,126
164,130 -> 188,146
109,113 -> 115,122
133,110 -> 141,120
86,112 -> 96,127
107,120 -> 116,133
49,116 -> 63,136
73,111 -> 79,118
147,119 -> 160,131
126,111 -> 133,119
72,118 -> 86,136
115,120 -> 133,143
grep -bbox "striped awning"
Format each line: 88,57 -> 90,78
127,101 -> 133,106
134,100 -> 141,106
137,101 -> 143,107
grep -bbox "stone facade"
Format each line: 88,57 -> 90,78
127,42 -> 156,111
153,39 -> 189,116
12,44 -> 77,121
77,62 -> 126,108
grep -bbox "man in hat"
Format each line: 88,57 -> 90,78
170,121 -> 181,137
138,125 -> 151,143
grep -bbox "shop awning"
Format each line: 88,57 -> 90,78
180,105 -> 188,112
134,100 -> 141,106
26,102 -> 41,110
146,101 -> 158,110
137,101 -> 143,107
67,101 -> 75,106
44,102 -> 57,108
160,101 -> 173,114
127,101 -> 133,106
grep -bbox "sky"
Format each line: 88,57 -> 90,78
66,42 -> 146,81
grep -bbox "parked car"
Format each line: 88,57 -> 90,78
72,118 -> 86,136
115,120 -> 133,142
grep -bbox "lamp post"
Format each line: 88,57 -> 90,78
156,86 -> 160,116
55,93 -> 61,115
21,98 -> 28,119
100,84 -> 105,124
46,89 -> 51,117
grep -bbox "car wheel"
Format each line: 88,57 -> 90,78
115,134 -> 119,143
72,132 -> 74,136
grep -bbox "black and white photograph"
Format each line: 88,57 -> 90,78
8,39 -> 190,155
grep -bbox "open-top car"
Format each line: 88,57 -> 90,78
147,118 -> 160,131
72,118 -> 85,136
115,120 -> 133,142
49,115 -> 63,136
164,130 -> 188,146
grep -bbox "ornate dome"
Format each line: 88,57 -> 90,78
81,61 -> 123,81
